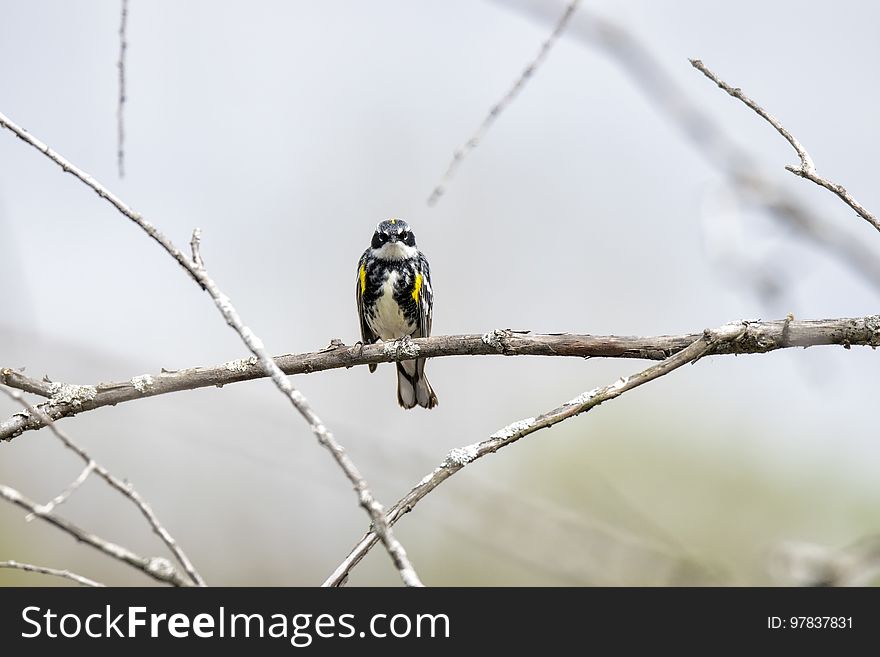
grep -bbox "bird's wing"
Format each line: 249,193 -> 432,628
356,256 -> 378,346
417,254 -> 433,339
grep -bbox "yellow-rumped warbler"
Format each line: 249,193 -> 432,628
356,218 -> 438,409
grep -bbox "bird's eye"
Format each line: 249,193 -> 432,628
400,231 -> 409,240
379,233 -> 388,242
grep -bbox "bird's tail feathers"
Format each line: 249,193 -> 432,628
396,359 -> 438,409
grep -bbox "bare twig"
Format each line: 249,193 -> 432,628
0,386 -> 206,586
0,484 -> 191,586
0,110 -> 421,587
0,111 -> 202,287
4,315 -> 880,442
323,321 -> 760,585
690,59 -> 880,234
0,560 -> 104,587
491,1 -> 880,292
688,59 -> 814,174
117,0 -> 129,178
25,461 -> 95,521
426,0 -> 581,205
186,235 -> 423,587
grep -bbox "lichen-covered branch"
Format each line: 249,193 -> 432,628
323,321 -> 753,586
0,109 -> 421,588
4,316 -> 880,442
0,386 -> 206,586
690,59 -> 880,234
0,484 -> 191,586
187,233 -> 423,587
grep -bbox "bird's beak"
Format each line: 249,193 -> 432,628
388,234 -> 399,243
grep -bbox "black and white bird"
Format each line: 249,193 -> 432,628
356,218 -> 438,409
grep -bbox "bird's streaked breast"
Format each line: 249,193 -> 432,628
367,269 -> 416,340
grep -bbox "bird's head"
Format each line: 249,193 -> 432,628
370,218 -> 418,259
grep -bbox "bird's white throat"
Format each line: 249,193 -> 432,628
371,242 -> 418,261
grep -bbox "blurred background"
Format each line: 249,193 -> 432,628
2,0 -> 879,586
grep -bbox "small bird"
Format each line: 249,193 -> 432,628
356,218 -> 438,409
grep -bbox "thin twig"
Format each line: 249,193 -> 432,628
0,111 -> 203,287
0,110 -> 422,587
25,461 -> 95,521
117,0 -> 129,178
323,321 -> 754,585
689,58 -> 880,234
0,484 -> 192,586
426,0 -> 581,205
0,560 -> 104,587
490,0 -> 880,292
688,59 -> 815,174
4,316 -> 880,442
186,234 -> 423,587
0,386 -> 206,586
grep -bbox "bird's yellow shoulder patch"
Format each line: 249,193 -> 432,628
412,273 -> 423,303
359,264 -> 366,295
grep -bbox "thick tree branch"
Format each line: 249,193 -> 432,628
0,484 -> 191,586
0,560 -> 104,587
323,321 -> 754,586
0,109 -> 421,587
0,386 -> 206,586
690,59 -> 880,234
4,316 -> 880,442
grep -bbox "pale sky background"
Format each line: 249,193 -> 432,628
2,0 -> 879,586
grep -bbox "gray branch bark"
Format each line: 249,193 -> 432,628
323,321 -> 755,585
491,0 -> 880,292
690,59 -> 880,234
1,386 -> 206,586
0,560 -> 104,587
0,484 -> 192,586
4,316 -> 879,443
0,109 -> 422,587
